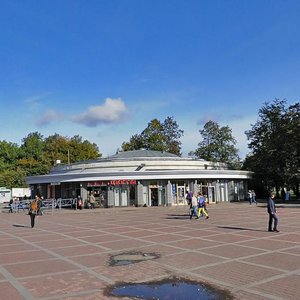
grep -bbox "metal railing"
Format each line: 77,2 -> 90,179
2,198 -> 78,214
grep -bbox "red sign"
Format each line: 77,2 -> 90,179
109,180 -> 136,186
87,180 -> 136,187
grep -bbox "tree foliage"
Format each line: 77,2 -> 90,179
244,99 -> 300,197
121,116 -> 184,156
0,133 -> 101,188
191,120 -> 241,168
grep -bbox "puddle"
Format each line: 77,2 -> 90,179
107,278 -> 233,300
110,251 -> 159,266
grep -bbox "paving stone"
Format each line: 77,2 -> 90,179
0,202 -> 299,299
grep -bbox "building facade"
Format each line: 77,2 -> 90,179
26,150 -> 253,207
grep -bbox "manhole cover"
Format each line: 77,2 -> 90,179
110,252 -> 159,266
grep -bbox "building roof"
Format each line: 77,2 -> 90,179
25,149 -> 253,184
109,149 -> 179,159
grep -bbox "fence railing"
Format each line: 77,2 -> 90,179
2,198 -> 79,214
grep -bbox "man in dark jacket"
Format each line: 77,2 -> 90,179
267,193 -> 279,232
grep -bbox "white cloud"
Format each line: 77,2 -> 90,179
72,98 -> 129,127
36,109 -> 63,126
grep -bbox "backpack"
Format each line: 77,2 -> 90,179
30,200 -> 38,212
186,192 -> 192,205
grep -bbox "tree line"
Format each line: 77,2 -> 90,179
0,133 -> 100,188
0,99 -> 299,198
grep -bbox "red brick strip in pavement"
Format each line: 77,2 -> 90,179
0,202 -> 299,299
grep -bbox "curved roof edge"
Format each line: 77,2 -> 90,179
109,149 -> 179,159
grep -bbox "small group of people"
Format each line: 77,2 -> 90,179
8,197 -> 24,213
248,189 -> 257,205
186,191 -> 209,220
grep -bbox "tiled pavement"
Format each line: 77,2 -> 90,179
0,202 -> 300,300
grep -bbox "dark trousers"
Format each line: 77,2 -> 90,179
30,214 -> 36,228
268,213 -> 278,231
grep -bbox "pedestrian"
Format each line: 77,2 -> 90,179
197,193 -> 209,219
37,196 -> 43,215
29,197 -> 39,228
77,195 -> 83,210
248,190 -> 252,204
8,198 -> 13,213
251,190 -> 257,205
185,190 -> 192,206
267,193 -> 279,232
89,192 -> 96,209
189,193 -> 199,220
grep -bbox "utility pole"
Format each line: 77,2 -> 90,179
68,149 -> 70,165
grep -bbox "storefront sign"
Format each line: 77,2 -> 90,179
87,180 -> 136,187
109,180 -> 136,186
87,181 -> 107,187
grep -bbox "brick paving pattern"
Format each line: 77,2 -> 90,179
0,202 -> 299,299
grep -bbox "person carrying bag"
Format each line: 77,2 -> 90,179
29,197 -> 39,228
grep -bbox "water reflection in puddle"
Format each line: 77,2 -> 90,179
110,280 -> 232,300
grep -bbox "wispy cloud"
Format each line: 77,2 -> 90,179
24,93 -> 51,109
71,98 -> 129,127
197,113 -> 244,125
36,109 -> 63,126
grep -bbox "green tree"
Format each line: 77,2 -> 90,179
121,116 -> 184,155
44,133 -> 69,165
0,132 -> 102,188
162,116 -> 184,156
0,141 -> 25,188
18,132 -> 49,176
121,134 -> 144,152
69,135 -> 100,162
0,168 -> 27,188
245,99 -> 300,197
0,141 -> 20,171
192,120 -> 241,168
43,133 -> 101,166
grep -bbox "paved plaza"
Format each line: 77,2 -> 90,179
0,202 -> 300,300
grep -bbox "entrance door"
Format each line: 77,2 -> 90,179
121,188 -> 128,206
114,189 -> 120,206
208,186 -> 215,203
177,186 -> 185,204
150,188 -> 158,206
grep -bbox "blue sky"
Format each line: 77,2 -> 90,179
1,0 -> 299,159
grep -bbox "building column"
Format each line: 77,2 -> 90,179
165,181 -> 173,206
136,182 -> 144,207
107,188 -> 114,208
80,184 -> 88,203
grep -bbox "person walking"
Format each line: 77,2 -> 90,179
267,193 -> 279,232
29,197 -> 39,228
89,192 -> 96,209
37,196 -> 43,215
77,195 -> 83,210
8,198 -> 14,213
248,190 -> 252,204
251,190 -> 257,205
197,193 -> 209,219
189,193 -> 199,220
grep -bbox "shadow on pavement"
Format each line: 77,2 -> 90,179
218,226 -> 266,232
13,224 -> 29,228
